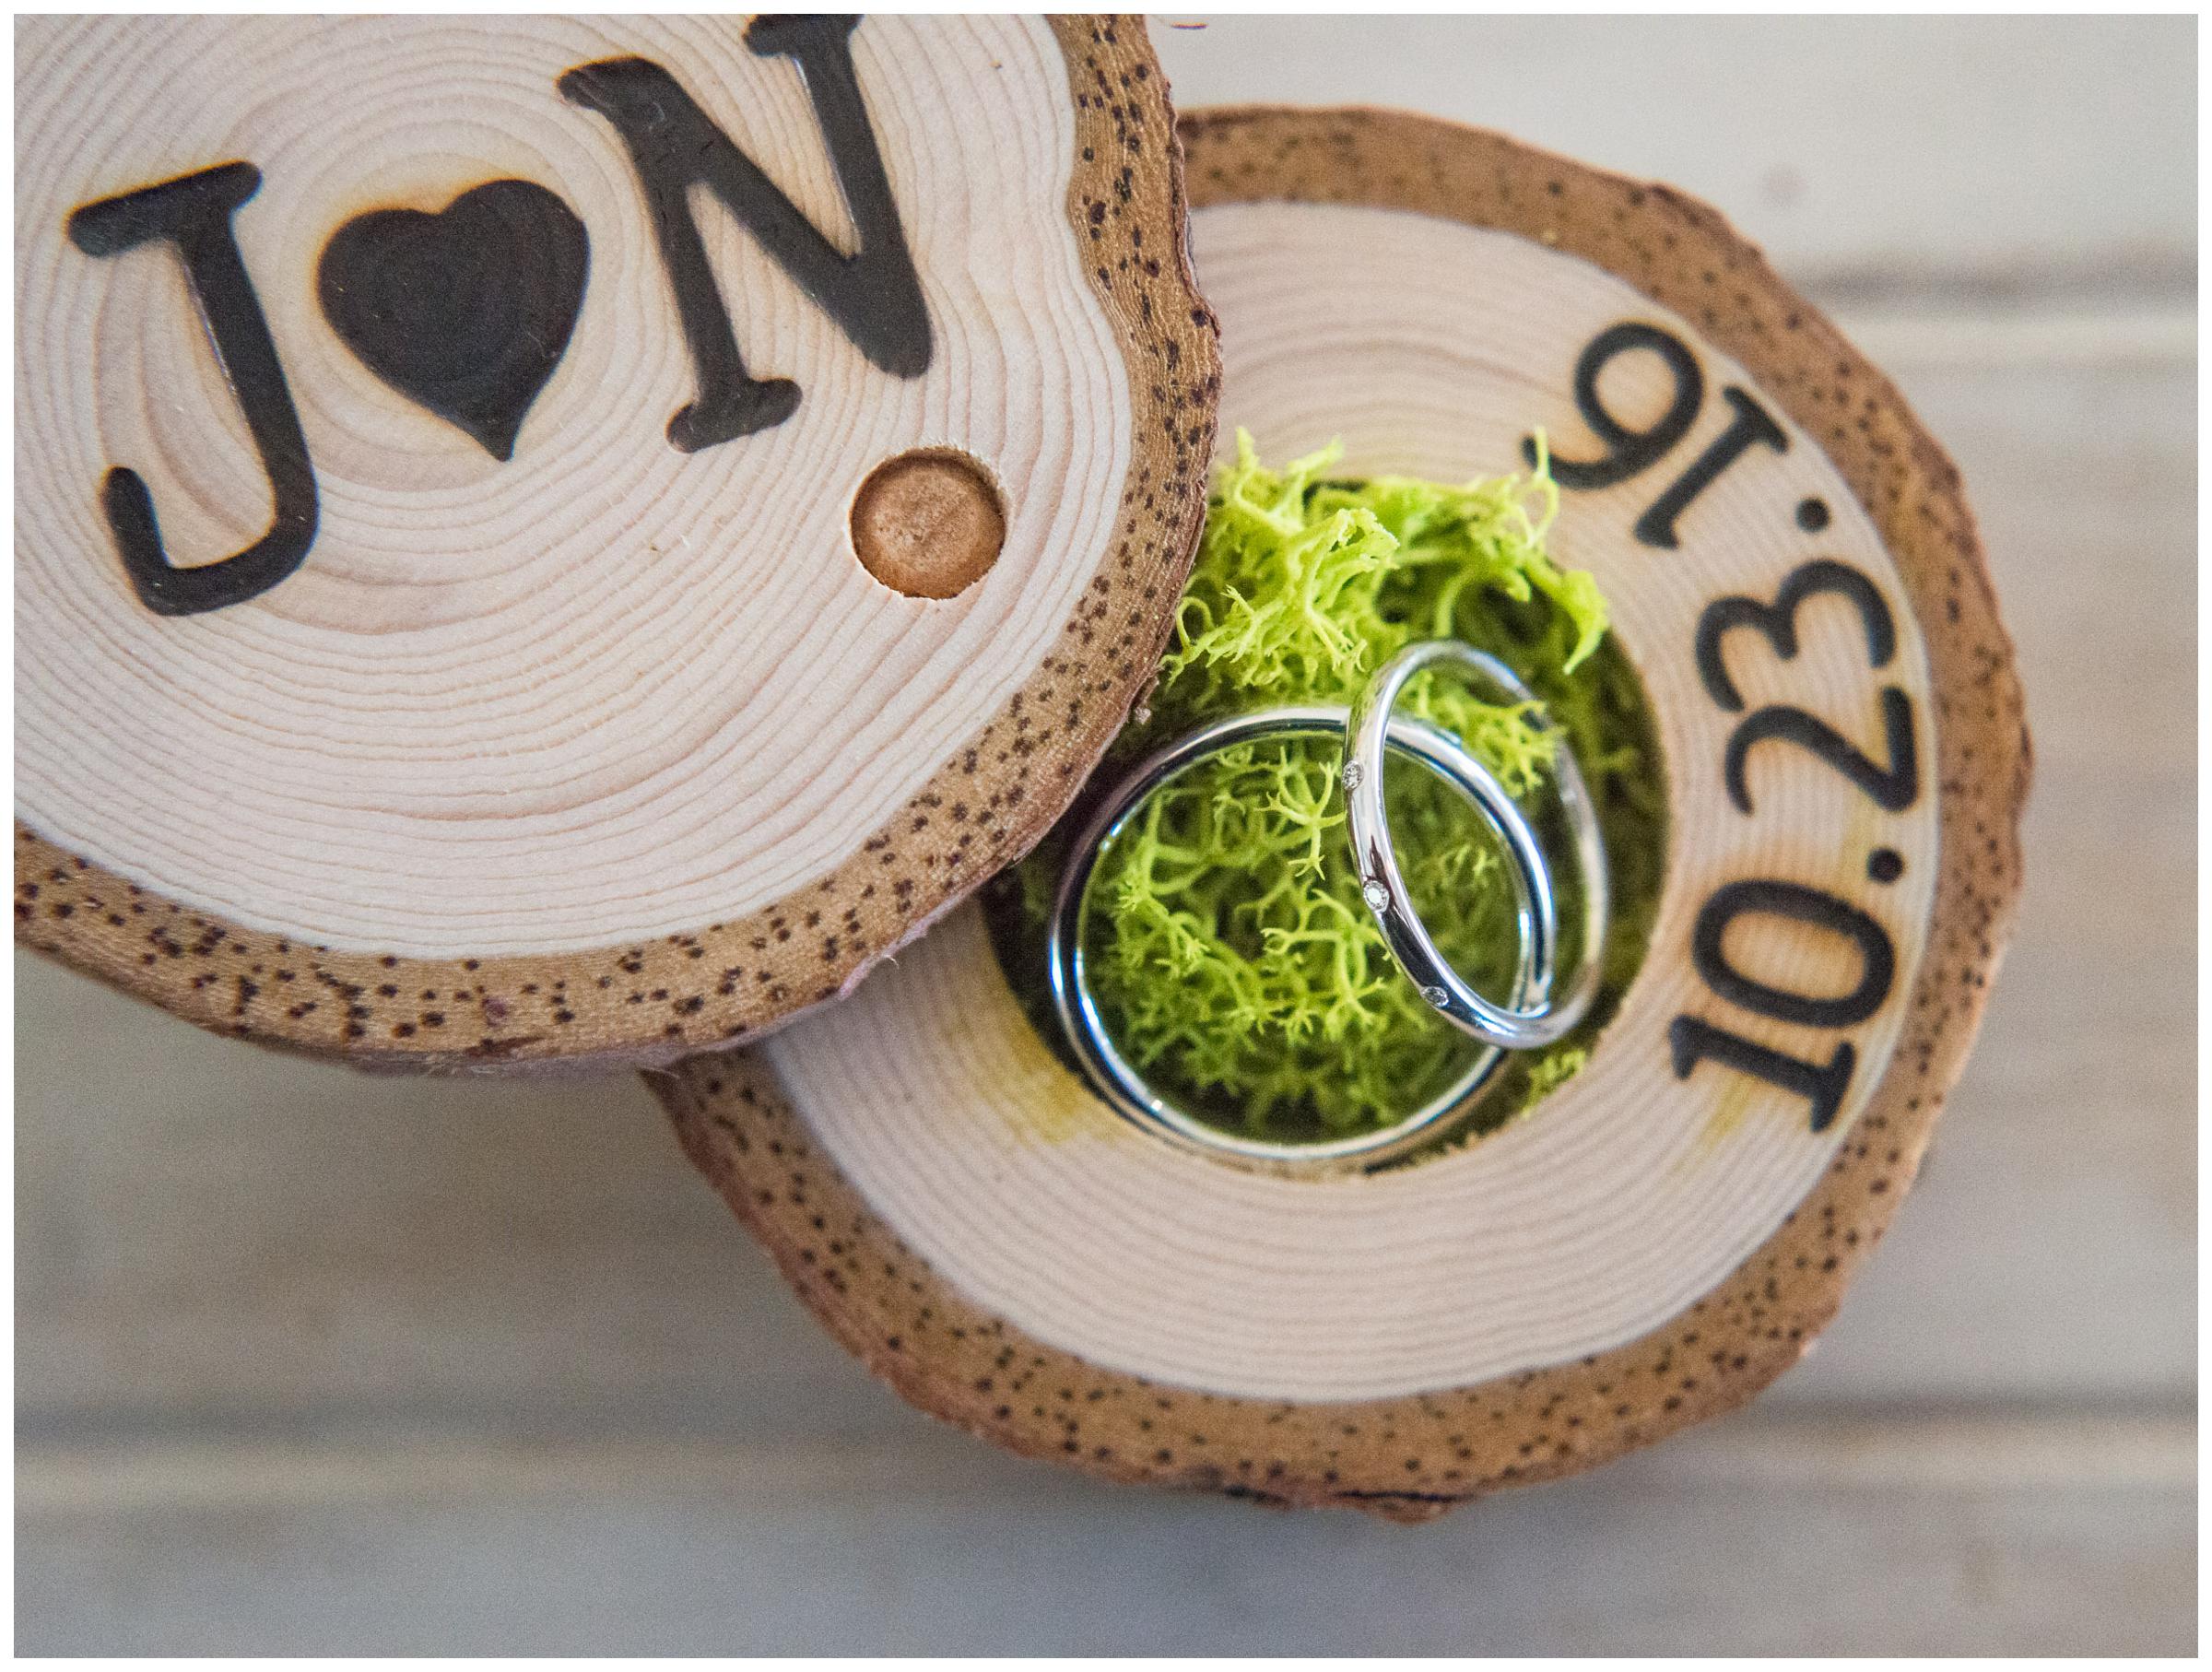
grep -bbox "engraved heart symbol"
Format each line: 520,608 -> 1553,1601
318,180 -> 588,461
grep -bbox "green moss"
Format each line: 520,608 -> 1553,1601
984,433 -> 1666,1148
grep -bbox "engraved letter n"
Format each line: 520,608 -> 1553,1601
560,15 -> 933,453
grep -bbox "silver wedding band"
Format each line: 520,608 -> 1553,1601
1342,641 -> 1608,1052
1049,642 -> 1606,1167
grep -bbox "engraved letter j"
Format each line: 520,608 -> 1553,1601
68,163 -> 318,616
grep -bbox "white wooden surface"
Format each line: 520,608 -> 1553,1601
15,15 -> 2195,1655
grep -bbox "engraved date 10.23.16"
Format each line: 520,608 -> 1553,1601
1526,320 -> 1922,1134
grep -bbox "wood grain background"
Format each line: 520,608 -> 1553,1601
15,15 -> 2194,1654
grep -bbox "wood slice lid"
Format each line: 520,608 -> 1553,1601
659,107 -> 2030,1517
14,15 -> 1218,1066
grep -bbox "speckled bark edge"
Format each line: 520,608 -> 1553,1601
13,17 -> 1220,1073
653,107 -> 2030,1523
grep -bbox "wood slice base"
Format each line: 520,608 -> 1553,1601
15,15 -> 1217,1067
671,104 -> 2029,1518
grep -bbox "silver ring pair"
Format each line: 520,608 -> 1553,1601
1046,641 -> 1608,1168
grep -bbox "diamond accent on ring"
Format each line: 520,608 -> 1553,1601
1361,878 -> 1391,912
1341,760 -> 1364,791
1423,985 -> 1451,1008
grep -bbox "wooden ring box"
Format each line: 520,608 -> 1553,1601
18,15 -> 1211,1067
16,18 -> 2028,1519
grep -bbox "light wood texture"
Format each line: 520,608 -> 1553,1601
1150,13 -> 2195,299
721,201 -> 1944,1407
662,107 -> 2026,1517
16,1417 -> 2194,1656
14,14 -> 1217,1066
17,14 -> 2191,1654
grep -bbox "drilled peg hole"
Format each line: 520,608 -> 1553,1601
850,447 -> 1006,599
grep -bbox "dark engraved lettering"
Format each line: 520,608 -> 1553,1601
1691,878 -> 1896,1030
1523,321 -> 1702,489
1724,686 -> 1919,814
319,180 -> 588,461
560,16 -> 931,453
66,163 -> 317,616
1516,322 -> 1921,1138
1633,384 -> 1789,548
1695,559 -> 1897,712
1670,1015 -> 1856,1133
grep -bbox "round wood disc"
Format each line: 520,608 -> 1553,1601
665,104 -> 2030,1520
14,15 -> 1217,1067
